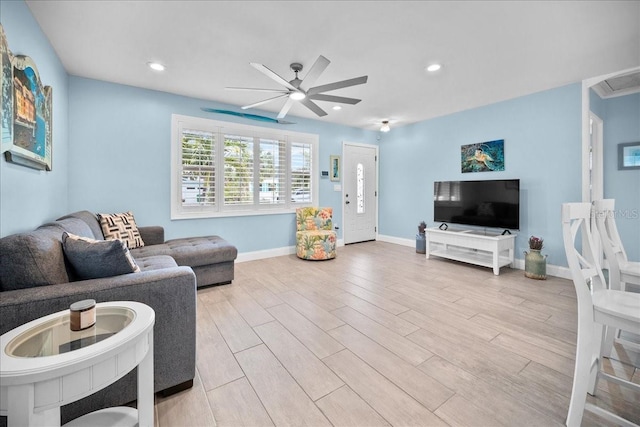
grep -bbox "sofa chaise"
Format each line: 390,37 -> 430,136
0,210 -> 237,424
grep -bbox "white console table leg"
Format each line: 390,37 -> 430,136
137,331 -> 154,427
7,383 -> 60,427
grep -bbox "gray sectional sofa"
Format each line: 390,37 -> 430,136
0,210 -> 237,424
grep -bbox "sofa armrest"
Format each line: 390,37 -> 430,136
138,226 -> 164,245
0,266 -> 197,391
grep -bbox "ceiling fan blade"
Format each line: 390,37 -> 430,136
299,55 -> 330,91
277,98 -> 295,119
226,87 -> 289,93
308,94 -> 361,105
241,94 -> 289,110
250,63 -> 297,91
300,98 -> 328,117
307,76 -> 368,95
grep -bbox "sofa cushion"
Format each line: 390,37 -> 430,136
97,211 -> 145,249
0,226 -> 70,291
42,217 -> 96,240
62,232 -> 141,280
58,211 -> 104,240
130,236 -> 237,268
135,255 -> 179,272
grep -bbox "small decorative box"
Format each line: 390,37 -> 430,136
70,299 -> 96,331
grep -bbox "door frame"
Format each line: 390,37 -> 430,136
341,141 -> 379,244
581,66 -> 639,202
589,111 -> 604,202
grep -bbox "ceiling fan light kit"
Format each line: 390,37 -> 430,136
227,55 -> 368,120
289,91 -> 306,100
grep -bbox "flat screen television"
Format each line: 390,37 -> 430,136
434,179 -> 520,230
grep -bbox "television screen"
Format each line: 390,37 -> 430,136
434,179 -> 520,230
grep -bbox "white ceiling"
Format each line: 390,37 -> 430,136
26,1 -> 640,130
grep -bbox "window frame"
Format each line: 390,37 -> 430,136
171,114 -> 319,219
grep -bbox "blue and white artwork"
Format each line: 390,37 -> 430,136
4,53 -> 53,171
1,25 -> 13,153
619,142 -> 640,170
461,139 -> 505,173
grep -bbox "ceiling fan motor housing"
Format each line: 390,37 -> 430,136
290,63 -> 303,87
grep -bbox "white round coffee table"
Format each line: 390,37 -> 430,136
0,301 -> 155,427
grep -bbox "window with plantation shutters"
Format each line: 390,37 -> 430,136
171,115 -> 319,219
224,134 -> 254,207
181,129 -> 216,207
291,142 -> 312,204
259,138 -> 287,206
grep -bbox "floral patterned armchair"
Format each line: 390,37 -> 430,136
295,207 -> 337,260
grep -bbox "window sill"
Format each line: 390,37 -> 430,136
171,205 -> 314,220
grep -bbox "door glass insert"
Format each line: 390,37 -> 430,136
357,163 -> 364,214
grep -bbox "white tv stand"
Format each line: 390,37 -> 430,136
425,227 -> 516,275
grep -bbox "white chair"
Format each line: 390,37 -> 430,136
561,202 -> 640,427
593,199 -> 640,358
593,199 -> 640,292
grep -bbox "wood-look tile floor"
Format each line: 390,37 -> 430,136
154,241 -> 640,427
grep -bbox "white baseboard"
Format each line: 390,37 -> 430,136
378,234 -> 572,279
377,234 -> 414,247
235,237 -> 573,280
236,239 -> 346,263
236,246 -> 296,263
512,258 -> 571,280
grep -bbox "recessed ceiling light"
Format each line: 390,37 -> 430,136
148,62 -> 165,71
426,64 -> 441,72
332,105 -> 342,110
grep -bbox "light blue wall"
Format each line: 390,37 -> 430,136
0,0 -> 69,236
68,77 -> 378,253
378,84 -> 582,267
0,0 -> 606,268
589,88 -> 606,119
602,93 -> 640,261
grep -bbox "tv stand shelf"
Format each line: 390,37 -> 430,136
425,228 -> 516,275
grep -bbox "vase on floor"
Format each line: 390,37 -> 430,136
416,233 -> 426,254
416,221 -> 427,254
524,249 -> 547,280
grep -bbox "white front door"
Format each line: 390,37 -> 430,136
343,143 -> 378,244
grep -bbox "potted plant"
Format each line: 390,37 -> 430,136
524,235 -> 547,280
416,221 -> 427,254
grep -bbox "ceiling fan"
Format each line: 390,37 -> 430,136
226,55 -> 368,119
